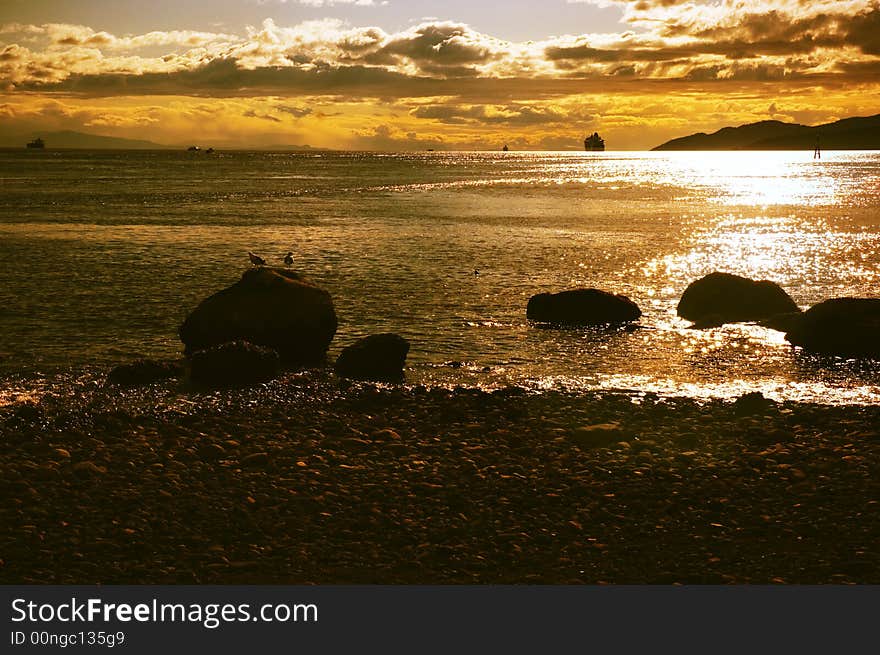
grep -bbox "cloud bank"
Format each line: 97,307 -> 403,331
1,2 -> 877,149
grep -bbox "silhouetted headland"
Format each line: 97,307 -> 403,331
13,130 -> 169,149
653,113 -> 880,150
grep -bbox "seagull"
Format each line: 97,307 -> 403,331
473,269 -> 480,276
248,251 -> 266,266
282,251 -> 294,267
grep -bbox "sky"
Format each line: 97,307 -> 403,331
1,0 -> 878,150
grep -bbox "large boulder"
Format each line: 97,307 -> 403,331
189,341 -> 281,386
526,289 -> 641,326
179,268 -> 337,365
758,312 -> 804,333
335,333 -> 410,382
785,298 -> 880,358
677,272 -> 799,325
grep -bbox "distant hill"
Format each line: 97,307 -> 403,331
259,143 -> 328,151
653,114 -> 880,151
7,130 -> 171,149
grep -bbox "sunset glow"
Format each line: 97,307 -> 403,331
2,0 -> 878,149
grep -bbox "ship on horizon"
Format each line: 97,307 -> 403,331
584,132 -> 605,151
26,137 -> 45,149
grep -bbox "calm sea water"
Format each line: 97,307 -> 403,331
1,149 -> 879,404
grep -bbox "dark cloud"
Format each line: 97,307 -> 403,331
846,7 -> 880,55
0,44 -> 26,61
5,9 -> 879,102
18,58 -> 441,96
379,22 -> 496,67
336,27 -> 385,54
411,103 -> 570,126
548,3 -> 880,79
17,55 -> 874,101
275,104 -> 313,118
243,108 -> 281,122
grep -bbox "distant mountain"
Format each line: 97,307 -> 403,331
7,130 -> 171,149
652,114 -> 880,151
258,143 -> 328,151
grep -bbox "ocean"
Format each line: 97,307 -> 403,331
1,148 -> 878,404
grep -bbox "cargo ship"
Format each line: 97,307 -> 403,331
26,137 -> 45,149
584,132 -> 605,151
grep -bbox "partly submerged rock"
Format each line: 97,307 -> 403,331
179,267 -> 337,366
189,341 -> 281,386
3,401 -> 44,429
677,272 -> 799,326
686,314 -> 726,330
526,289 -> 641,326
334,333 -> 410,382
785,297 -> 880,358
758,312 -> 804,333
107,359 -> 183,386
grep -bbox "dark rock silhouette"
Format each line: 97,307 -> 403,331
335,333 -> 410,382
189,341 -> 281,386
677,272 -> 799,326
107,359 -> 183,386
686,314 -> 726,330
785,298 -> 880,358
179,267 -> 337,365
758,311 -> 804,333
733,391 -> 776,417
527,289 -> 641,326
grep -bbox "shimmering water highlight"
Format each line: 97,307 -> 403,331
1,149 -> 878,403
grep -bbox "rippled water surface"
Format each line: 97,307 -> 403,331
1,149 -> 879,403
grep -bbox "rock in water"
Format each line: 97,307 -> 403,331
179,268 -> 337,365
785,297 -> 880,358
758,312 -> 804,333
189,341 -> 281,386
677,272 -> 799,325
107,359 -> 183,386
526,289 -> 641,326
334,333 -> 410,382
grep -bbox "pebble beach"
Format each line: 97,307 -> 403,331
3,374 -> 879,584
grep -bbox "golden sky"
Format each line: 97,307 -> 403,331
1,0 -> 878,149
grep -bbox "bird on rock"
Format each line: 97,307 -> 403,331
248,251 -> 266,266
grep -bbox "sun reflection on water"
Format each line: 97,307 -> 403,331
2,149 -> 879,405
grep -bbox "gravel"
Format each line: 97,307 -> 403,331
2,374 -> 879,584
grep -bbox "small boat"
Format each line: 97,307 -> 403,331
584,132 -> 605,151
205,147 -> 214,154
187,145 -> 200,152
502,144 -> 509,152
26,137 -> 45,149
